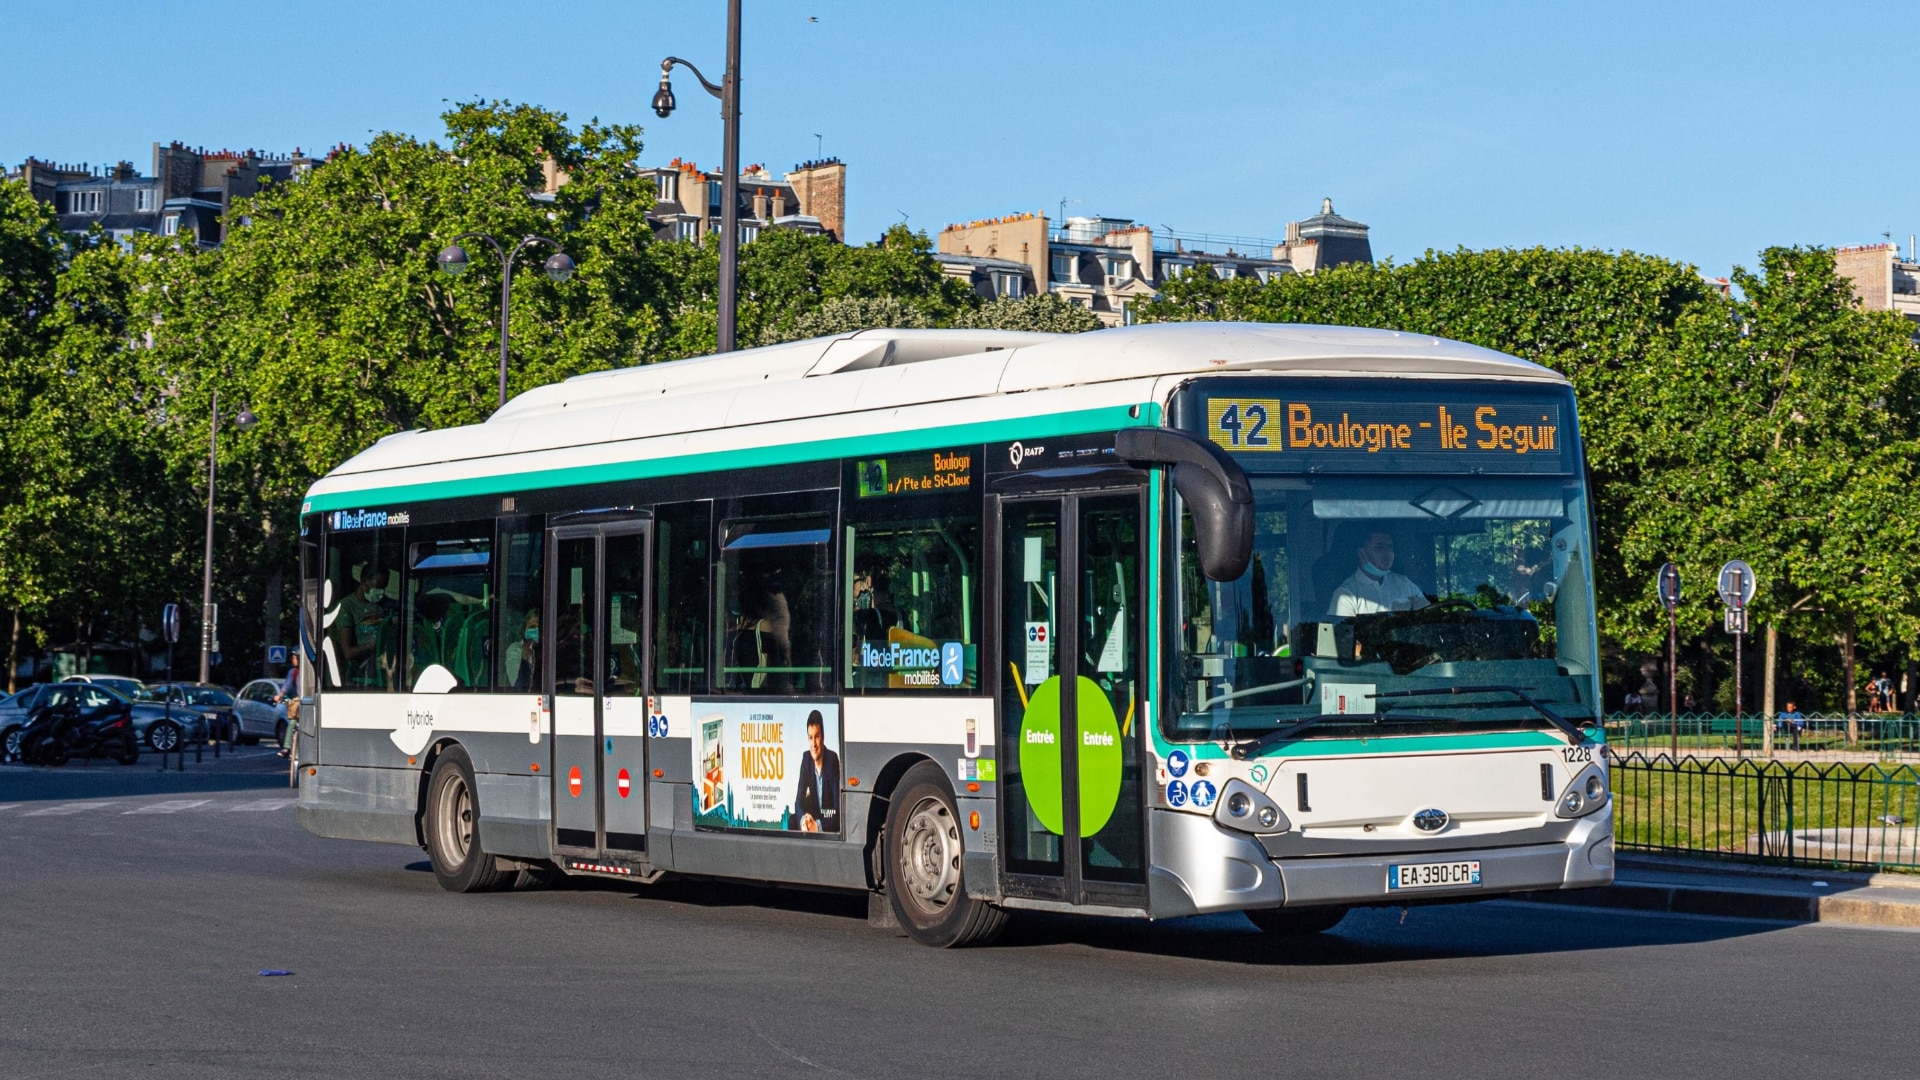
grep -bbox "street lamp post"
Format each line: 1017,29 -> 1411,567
654,0 -> 743,353
436,234 -> 576,408
201,390 -> 256,685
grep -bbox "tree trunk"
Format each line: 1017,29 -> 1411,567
6,611 -> 18,695
262,567 -> 283,680
1842,619 -> 1859,746
1763,623 -> 1777,757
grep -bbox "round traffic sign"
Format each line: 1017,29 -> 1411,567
1655,563 -> 1680,611
567,766 -> 583,798
616,768 -> 631,798
1717,560 -> 1756,610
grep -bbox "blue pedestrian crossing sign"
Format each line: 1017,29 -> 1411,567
267,645 -> 289,665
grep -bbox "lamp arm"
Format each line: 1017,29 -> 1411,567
661,56 -> 724,99
449,231 -> 507,263
508,234 -> 564,266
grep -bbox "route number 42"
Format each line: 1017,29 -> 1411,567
1211,399 -> 1284,451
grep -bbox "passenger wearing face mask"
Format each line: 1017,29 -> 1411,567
1328,530 -> 1429,617
505,610 -> 542,692
335,567 -> 394,687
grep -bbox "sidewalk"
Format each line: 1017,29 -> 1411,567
1520,852 -> 1920,929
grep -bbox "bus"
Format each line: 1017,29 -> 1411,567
295,321 -> 1612,947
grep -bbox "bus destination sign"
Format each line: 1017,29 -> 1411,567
1195,390 -> 1573,474
854,448 -> 974,498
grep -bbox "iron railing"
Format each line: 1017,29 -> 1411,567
1609,751 -> 1920,872
1606,713 -> 1920,760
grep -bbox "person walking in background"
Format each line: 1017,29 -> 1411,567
1778,701 -> 1805,751
276,659 -> 299,759
1869,672 -> 1893,713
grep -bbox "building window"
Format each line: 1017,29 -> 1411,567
993,272 -> 1024,299
708,183 -> 723,210
1051,253 -> 1074,283
1214,264 -> 1237,280
162,215 -> 180,236
1161,260 -> 1191,280
133,188 -> 153,212
677,218 -> 699,242
739,224 -> 759,244
656,172 -> 678,203
1104,257 -> 1131,285
65,190 -> 102,214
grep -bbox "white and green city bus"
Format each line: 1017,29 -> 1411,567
295,322 -> 1613,946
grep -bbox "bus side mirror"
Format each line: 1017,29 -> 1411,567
1114,427 -> 1254,582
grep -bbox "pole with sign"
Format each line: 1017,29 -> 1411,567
1718,560 -> 1756,756
1656,563 -> 1681,758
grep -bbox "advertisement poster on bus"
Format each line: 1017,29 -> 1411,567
693,700 -> 842,834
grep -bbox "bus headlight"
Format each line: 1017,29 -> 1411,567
1555,762 -> 1609,819
1213,778 -> 1289,835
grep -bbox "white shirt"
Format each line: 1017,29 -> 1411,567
1329,567 -> 1430,617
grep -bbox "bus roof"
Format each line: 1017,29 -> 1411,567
308,322 -> 1564,503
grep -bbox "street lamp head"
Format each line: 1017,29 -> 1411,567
233,404 -> 258,432
436,244 -> 470,276
652,70 -> 676,118
544,251 -> 576,283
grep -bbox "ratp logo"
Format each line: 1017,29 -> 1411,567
1008,441 -> 1045,468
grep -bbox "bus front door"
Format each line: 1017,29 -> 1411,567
549,522 -> 652,861
995,488 -> 1148,908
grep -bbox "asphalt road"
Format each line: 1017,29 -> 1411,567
3,754 -> 1915,1079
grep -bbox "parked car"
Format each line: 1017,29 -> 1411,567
232,679 -> 291,746
2,682 -> 204,759
136,683 -> 237,747
62,674 -> 146,698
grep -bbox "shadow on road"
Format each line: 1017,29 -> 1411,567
0,751 -> 293,803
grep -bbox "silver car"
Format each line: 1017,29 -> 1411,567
233,679 -> 291,746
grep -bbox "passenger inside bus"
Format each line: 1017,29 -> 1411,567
502,610 -> 540,691
729,575 -> 792,691
334,567 -> 397,689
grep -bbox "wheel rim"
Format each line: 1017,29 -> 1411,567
3,729 -> 19,758
151,724 -> 177,752
897,795 -> 962,916
434,771 -> 475,867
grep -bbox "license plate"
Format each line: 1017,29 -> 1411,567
1387,860 -> 1481,890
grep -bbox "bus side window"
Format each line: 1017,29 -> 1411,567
323,528 -> 404,692
715,494 -> 837,696
494,516 -> 544,693
405,529 -> 492,691
654,502 -> 712,695
845,511 -> 980,693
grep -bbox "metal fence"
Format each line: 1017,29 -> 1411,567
1609,751 -> 1920,872
1606,713 -> 1920,760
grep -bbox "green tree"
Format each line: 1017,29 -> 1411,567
953,293 -> 1104,333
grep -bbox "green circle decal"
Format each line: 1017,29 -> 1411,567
1017,676 -> 1124,837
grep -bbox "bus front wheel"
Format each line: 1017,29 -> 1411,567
884,762 -> 1007,948
425,746 -> 514,893
1246,905 -> 1349,936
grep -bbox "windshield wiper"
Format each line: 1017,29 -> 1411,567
1229,712 -> 1453,760
1371,684 -> 1591,743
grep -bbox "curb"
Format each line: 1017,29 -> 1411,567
1518,880 -> 1920,928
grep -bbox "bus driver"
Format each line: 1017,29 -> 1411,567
1328,530 -> 1430,617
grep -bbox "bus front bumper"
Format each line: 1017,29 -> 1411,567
1147,808 -> 1614,918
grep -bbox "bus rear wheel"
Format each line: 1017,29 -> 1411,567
884,762 -> 1006,948
1246,905 -> 1349,936
425,746 -> 513,893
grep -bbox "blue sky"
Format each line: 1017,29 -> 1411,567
5,1 -> 1914,277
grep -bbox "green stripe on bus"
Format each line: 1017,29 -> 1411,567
305,403 -> 1160,513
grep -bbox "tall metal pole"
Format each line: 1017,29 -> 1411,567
1734,624 -> 1745,756
200,391 -> 218,685
498,253 -> 516,408
716,0 -> 742,353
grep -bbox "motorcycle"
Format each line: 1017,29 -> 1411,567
19,700 -> 141,767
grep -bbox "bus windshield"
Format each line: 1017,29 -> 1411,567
1170,471 -> 1599,740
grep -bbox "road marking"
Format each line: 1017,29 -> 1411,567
23,802 -> 112,816
124,799 -> 213,814
227,798 -> 297,812
0,804 -> 20,813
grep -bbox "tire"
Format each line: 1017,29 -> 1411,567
36,738 -> 69,768
1246,905 -> 1349,936
424,745 -> 514,893
147,720 -> 180,753
2,726 -> 21,762
883,762 -> 1007,948
114,731 -> 140,766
